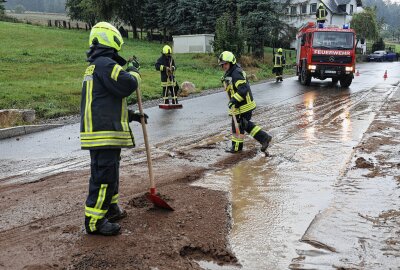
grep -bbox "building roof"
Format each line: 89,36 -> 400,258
322,0 -> 361,14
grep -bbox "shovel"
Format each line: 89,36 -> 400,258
135,85 -> 174,211
223,81 -> 244,139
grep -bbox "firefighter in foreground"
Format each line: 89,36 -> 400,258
219,51 -> 272,154
80,22 -> 147,236
273,48 -> 286,82
316,3 -> 327,24
155,45 -> 179,105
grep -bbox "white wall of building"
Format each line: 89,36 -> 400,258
172,34 -> 214,54
286,0 -> 359,29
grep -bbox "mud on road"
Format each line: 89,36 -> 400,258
0,130 -> 260,270
1,81 -> 400,269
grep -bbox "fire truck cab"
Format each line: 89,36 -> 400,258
296,22 -> 356,87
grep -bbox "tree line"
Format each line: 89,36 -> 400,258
65,0 -> 295,59
4,0 -> 66,13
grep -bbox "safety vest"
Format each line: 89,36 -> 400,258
317,7 -> 327,21
155,54 -> 177,87
274,55 -> 283,67
224,64 -> 256,116
80,55 -> 139,150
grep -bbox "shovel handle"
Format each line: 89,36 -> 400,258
223,81 -> 241,138
135,86 -> 156,191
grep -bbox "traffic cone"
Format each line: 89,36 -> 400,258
356,70 -> 360,76
383,70 -> 388,80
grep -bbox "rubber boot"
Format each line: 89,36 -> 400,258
86,219 -> 121,236
105,204 -> 127,222
260,134 -> 272,152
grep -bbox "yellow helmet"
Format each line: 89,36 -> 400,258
318,3 -> 324,7
163,45 -> 172,55
277,48 -> 283,53
218,51 -> 237,65
89,22 -> 124,51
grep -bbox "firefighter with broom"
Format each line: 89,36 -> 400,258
155,45 -> 181,108
80,22 -> 148,236
218,51 -> 272,154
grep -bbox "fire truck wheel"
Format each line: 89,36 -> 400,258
339,75 -> 353,87
300,66 -> 311,86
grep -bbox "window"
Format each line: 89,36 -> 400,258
290,6 -> 297,15
312,32 -> 354,49
310,3 -> 317,14
301,4 -> 307,14
350,5 -> 354,15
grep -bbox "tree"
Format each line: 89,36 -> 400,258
213,10 -> 244,58
351,7 -> 379,42
116,0 -> 143,39
66,0 -> 98,26
14,4 -> 26,14
0,1 -> 5,15
240,0 -> 281,59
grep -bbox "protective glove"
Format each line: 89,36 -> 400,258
126,62 -> 140,74
128,110 -> 149,124
228,102 -> 236,109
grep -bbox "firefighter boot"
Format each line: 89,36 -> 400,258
225,147 -> 242,154
86,218 -> 121,236
261,134 -> 272,152
105,204 -> 127,223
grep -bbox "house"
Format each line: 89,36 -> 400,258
285,0 -> 363,29
172,34 -> 214,54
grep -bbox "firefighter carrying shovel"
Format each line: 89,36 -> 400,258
218,51 -> 272,154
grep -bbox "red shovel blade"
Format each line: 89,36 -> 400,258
146,188 -> 174,211
158,104 -> 183,110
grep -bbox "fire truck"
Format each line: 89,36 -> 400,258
296,22 -> 356,87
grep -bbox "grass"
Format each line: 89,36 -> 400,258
0,21 -> 294,120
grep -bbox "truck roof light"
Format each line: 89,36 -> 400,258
343,24 -> 349,29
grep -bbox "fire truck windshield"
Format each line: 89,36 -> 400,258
312,32 -> 354,50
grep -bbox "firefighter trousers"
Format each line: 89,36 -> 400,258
231,111 -> 270,151
85,148 -> 121,232
162,86 -> 178,104
274,67 -> 283,81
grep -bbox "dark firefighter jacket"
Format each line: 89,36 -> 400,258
224,64 -> 256,116
155,54 -> 176,87
274,54 -> 286,67
80,48 -> 140,150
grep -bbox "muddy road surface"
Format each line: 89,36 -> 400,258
1,62 -> 400,269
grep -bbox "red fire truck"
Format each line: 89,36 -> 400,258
296,22 -> 356,87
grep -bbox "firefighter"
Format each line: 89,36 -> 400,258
80,22 -> 148,236
219,51 -> 272,154
316,3 -> 327,24
155,45 -> 178,104
273,48 -> 286,82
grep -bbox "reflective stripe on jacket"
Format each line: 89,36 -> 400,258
80,56 -> 139,150
225,64 -> 256,115
317,7 -> 327,20
274,54 -> 286,67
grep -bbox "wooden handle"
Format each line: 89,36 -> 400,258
135,86 -> 155,190
223,81 -> 241,137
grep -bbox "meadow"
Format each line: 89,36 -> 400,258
0,21 -> 293,120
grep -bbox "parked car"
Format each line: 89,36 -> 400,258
367,50 -> 397,62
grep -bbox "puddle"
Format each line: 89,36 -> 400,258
194,84 -> 397,269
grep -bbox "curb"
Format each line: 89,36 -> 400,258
0,124 -> 63,140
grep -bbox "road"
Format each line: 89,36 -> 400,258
0,61 -> 399,269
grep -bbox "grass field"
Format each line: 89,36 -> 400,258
0,21 -> 294,120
